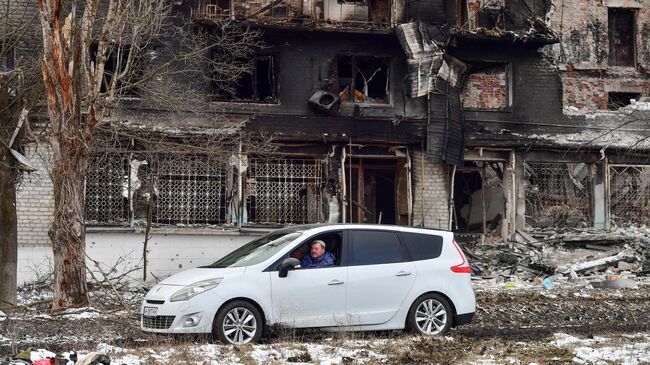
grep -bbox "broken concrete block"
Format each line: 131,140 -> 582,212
590,278 -> 638,289
558,250 -> 636,274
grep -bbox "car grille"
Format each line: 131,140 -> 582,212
142,315 -> 175,329
146,299 -> 165,305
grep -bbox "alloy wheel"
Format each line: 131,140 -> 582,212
415,298 -> 448,335
222,307 -> 258,345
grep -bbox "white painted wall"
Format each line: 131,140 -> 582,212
17,232 -> 256,286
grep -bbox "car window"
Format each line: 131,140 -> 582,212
207,232 -> 302,268
348,230 -> 409,266
401,232 -> 443,261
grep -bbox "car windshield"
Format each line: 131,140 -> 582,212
207,231 -> 303,268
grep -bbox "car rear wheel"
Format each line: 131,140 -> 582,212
407,293 -> 452,336
214,300 -> 263,345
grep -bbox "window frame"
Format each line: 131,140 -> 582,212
336,54 -> 392,106
264,230 -> 348,271
212,54 -> 280,104
347,229 -> 412,267
607,8 -> 637,68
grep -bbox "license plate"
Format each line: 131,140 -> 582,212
143,306 -> 158,317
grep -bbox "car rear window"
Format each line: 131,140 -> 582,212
348,230 -> 409,266
400,232 -> 443,261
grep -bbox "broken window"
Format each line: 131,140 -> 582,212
338,55 -> 390,104
608,8 -> 636,67
85,152 -> 228,226
214,55 -> 277,103
197,0 -> 231,18
0,46 -> 14,71
608,92 -> 639,110
461,63 -> 511,110
524,162 -> 594,228
90,44 -> 141,97
609,165 -> 650,226
246,158 -> 323,224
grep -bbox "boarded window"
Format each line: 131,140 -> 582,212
608,9 -> 635,67
214,55 -> 277,103
461,64 -> 510,110
608,92 -> 639,110
338,55 -> 390,104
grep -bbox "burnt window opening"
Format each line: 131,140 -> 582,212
202,0 -> 231,17
337,55 -> 390,104
608,8 -> 636,67
214,55 -> 277,103
266,4 -> 289,17
90,44 -> 141,97
0,46 -> 14,71
608,92 -> 639,110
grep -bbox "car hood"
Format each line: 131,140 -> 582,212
158,266 -> 246,286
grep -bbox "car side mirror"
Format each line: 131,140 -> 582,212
279,257 -> 301,278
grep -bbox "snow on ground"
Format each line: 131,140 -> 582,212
553,333 -> 650,365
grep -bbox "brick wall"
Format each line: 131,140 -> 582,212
462,66 -> 508,109
545,0 -> 650,111
411,150 -> 450,229
16,144 -> 54,248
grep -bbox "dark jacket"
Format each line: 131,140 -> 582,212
301,251 -> 336,268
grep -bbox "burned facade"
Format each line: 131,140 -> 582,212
13,0 -> 650,279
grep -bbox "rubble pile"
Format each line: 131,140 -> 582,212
463,226 -> 650,288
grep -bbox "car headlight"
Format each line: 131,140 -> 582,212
170,278 -> 223,302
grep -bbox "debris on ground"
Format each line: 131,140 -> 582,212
463,226 -> 650,289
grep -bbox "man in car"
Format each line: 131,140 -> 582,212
300,240 -> 335,268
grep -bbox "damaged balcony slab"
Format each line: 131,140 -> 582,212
246,114 -> 426,142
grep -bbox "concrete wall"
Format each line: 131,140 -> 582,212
411,150 -> 450,229
17,232 -> 255,285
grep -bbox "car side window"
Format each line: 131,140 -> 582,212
400,232 -> 443,261
348,230 -> 409,266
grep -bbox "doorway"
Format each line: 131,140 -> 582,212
345,158 -> 407,225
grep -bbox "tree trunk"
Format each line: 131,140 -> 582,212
49,144 -> 90,309
0,146 -> 18,309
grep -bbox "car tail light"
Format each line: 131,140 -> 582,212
450,239 -> 471,273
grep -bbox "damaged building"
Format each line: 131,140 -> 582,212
13,0 -> 650,281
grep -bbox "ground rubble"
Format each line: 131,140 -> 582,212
463,225 -> 650,290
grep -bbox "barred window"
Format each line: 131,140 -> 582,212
246,158 -> 323,224
153,155 -> 227,225
85,153 -> 228,227
85,154 -> 130,225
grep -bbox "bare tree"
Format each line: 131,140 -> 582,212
38,0 -> 263,309
0,1 -> 41,308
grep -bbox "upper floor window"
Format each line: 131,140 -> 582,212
90,44 -> 141,97
213,55 -> 277,103
608,8 -> 636,67
1,46 -> 15,71
337,55 -> 390,105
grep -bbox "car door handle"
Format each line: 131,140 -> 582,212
328,280 -> 345,286
395,271 -> 412,277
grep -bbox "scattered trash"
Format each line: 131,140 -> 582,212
0,310 -> 6,321
542,278 -> 554,289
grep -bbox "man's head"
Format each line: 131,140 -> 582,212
310,240 -> 326,260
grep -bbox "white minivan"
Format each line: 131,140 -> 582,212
141,224 -> 476,345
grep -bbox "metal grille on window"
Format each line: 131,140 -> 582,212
85,154 -> 129,225
609,165 -> 650,226
525,162 -> 594,228
153,155 -> 227,225
247,158 -> 322,224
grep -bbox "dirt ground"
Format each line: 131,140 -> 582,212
2,284 -> 649,364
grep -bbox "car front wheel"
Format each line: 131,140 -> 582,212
214,300 -> 263,345
407,293 -> 452,336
